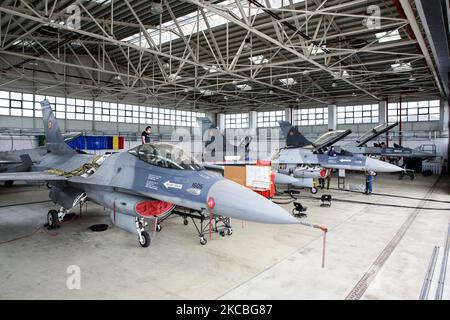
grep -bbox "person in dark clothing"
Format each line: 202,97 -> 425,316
318,178 -> 325,189
326,173 -> 331,189
365,171 -> 374,194
328,146 -> 337,157
141,126 -> 152,144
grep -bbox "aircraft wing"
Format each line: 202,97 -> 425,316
0,160 -> 22,165
0,172 -> 68,181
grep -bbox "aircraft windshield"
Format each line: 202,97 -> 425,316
129,143 -> 203,171
312,130 -> 348,147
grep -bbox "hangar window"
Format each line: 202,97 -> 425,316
387,100 -> 440,122
257,110 -> 285,127
225,113 -> 249,129
249,55 -> 268,65
144,106 -> 159,125
376,30 -> 401,43
121,0 -> 305,47
55,96 -> 66,119
0,91 -> 9,116
0,90 -> 205,128
279,78 -> 297,86
337,104 -> 378,124
294,107 -> 328,126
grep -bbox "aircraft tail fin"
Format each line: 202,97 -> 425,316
40,100 -> 75,154
278,121 -> 312,147
196,117 -> 216,138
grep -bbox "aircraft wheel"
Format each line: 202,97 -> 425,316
183,219 -> 188,226
156,224 -> 162,232
227,228 -> 233,236
139,231 -> 151,248
47,210 -> 59,229
311,187 -> 318,194
200,237 -> 207,245
220,230 -> 226,237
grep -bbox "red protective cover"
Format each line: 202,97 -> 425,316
135,200 -> 175,217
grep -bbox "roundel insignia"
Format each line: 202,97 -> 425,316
47,121 -> 52,129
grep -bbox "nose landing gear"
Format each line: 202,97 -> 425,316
136,217 -> 151,248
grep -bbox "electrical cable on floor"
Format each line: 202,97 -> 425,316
272,190 -> 299,205
0,212 -> 79,245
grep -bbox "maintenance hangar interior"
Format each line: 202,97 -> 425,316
0,0 -> 449,300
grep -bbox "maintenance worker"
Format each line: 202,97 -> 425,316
328,146 -> 337,157
365,171 -> 374,195
326,172 -> 331,189
318,177 -> 325,189
141,126 -> 152,144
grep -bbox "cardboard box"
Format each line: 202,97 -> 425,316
224,166 -> 246,186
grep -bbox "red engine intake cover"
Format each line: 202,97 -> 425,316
135,200 -> 175,218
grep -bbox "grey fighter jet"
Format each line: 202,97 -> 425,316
274,121 -> 404,182
0,132 -> 82,186
197,118 -> 316,190
343,122 -> 434,159
0,101 -> 324,247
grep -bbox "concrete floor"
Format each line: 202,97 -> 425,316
0,173 -> 449,300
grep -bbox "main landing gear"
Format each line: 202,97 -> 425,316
46,193 -> 88,229
46,207 -> 70,229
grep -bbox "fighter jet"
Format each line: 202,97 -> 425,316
197,118 -> 316,190
343,122 -> 435,159
0,101 -> 325,247
274,121 -> 404,182
0,132 -> 82,186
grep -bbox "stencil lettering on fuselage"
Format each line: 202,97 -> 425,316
145,173 -> 161,190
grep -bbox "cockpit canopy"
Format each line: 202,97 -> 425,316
129,143 -> 203,171
354,122 -> 398,147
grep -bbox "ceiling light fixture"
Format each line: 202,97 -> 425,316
243,38 -> 252,51
150,1 -> 163,15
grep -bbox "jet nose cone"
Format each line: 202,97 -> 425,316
365,157 -> 403,172
208,179 -> 298,224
